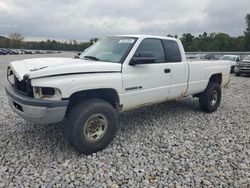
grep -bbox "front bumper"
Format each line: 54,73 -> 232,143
234,66 -> 250,74
5,85 -> 69,124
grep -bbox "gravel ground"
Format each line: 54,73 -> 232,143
0,53 -> 249,187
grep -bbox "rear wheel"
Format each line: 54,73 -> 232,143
63,99 -> 117,154
199,83 -> 221,113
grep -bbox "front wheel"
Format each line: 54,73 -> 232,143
230,66 -> 235,74
63,99 -> 117,154
199,83 -> 221,113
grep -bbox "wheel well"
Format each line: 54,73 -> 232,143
65,88 -> 120,117
209,73 -> 222,85
193,73 -> 222,98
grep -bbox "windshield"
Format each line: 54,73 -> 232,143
220,56 -> 236,61
243,55 -> 250,61
80,37 -> 137,63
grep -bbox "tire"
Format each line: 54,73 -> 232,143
230,66 -> 235,74
235,72 -> 241,76
63,99 -> 117,154
199,83 -> 221,113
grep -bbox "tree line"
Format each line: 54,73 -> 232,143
0,14 -> 249,52
171,14 -> 250,52
0,34 -> 97,51
179,32 -> 247,52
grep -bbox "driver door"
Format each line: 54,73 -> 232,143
122,38 -> 172,110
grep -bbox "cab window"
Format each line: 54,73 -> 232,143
162,40 -> 182,62
134,39 -> 165,63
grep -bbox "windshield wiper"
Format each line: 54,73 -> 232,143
84,56 -> 100,61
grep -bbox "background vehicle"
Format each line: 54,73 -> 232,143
196,53 -> 216,60
0,48 -> 60,55
13,49 -> 25,54
0,49 -> 8,55
219,55 -> 240,73
5,35 -> 231,154
0,48 -> 13,55
186,54 -> 199,60
6,49 -> 17,55
235,55 -> 250,76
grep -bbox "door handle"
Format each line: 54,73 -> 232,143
164,68 -> 171,73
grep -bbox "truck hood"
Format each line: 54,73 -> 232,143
9,58 -> 122,81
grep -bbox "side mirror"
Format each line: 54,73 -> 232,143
75,52 -> 81,59
129,52 -> 155,65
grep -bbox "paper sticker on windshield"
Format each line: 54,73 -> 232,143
119,39 -> 134,43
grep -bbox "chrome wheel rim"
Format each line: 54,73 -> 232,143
210,90 -> 218,106
84,114 -> 108,142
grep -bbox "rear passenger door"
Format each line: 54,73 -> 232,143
161,39 -> 188,98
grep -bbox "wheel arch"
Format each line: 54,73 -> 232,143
193,73 -> 222,98
65,88 -> 121,117
208,73 -> 222,85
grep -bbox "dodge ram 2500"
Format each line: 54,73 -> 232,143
5,35 -> 231,154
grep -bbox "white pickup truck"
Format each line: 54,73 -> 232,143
5,35 -> 231,154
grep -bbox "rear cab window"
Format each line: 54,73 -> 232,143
162,40 -> 182,63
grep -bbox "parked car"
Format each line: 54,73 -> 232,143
196,53 -> 216,60
18,49 -> 27,54
23,50 -> 33,54
0,48 -> 11,55
234,55 -> 250,76
12,49 -> 25,55
6,49 -> 18,55
0,49 -> 8,55
5,35 -> 231,154
38,50 -> 47,54
219,55 -> 240,73
10,49 -> 17,54
186,54 -> 199,60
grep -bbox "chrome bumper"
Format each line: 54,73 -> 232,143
235,66 -> 250,73
5,85 -> 69,125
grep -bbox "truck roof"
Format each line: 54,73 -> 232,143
116,34 -> 178,41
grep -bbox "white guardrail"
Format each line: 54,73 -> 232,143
186,52 -> 250,59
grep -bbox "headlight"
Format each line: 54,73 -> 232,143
33,87 -> 62,100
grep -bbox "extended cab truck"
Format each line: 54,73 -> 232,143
5,35 -> 231,154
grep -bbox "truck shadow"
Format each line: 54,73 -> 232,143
118,98 -> 200,130
17,98 -> 201,157
233,74 -> 250,78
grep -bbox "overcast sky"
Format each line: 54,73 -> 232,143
0,0 -> 250,41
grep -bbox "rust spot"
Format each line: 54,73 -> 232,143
134,102 -> 156,109
176,90 -> 187,100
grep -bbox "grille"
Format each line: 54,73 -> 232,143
14,76 -> 32,96
7,67 -> 33,97
238,65 -> 250,70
